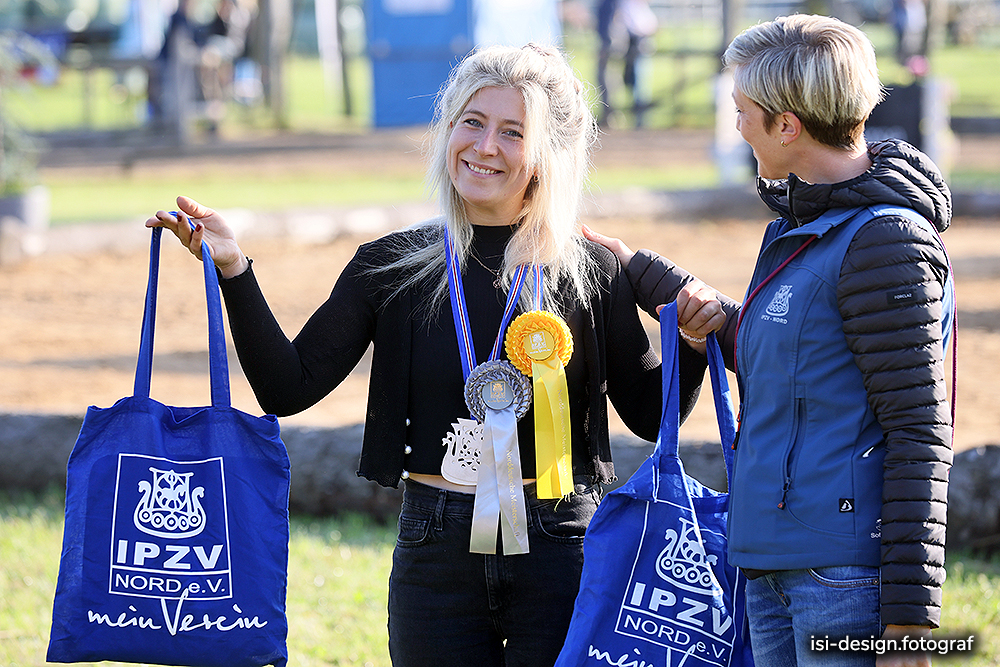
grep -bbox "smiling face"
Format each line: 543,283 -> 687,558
447,86 -> 535,227
733,87 -> 787,180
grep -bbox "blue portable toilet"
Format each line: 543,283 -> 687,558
366,0 -> 474,128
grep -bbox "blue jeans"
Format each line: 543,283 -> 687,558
387,478 -> 601,667
746,566 -> 882,667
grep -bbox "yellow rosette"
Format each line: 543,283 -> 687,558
506,311 -> 574,499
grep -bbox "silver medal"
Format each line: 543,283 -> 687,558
464,360 -> 532,424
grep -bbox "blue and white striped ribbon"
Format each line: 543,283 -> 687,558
444,228 -> 530,380
532,264 -> 543,311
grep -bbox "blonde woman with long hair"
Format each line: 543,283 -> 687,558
149,44 -> 722,665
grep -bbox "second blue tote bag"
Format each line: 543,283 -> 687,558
555,301 -> 752,667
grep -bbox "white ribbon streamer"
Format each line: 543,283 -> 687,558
470,405 -> 529,555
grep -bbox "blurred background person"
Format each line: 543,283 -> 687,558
892,0 -> 929,75
595,0 -> 658,128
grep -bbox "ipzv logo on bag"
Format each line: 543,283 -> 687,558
612,508 -> 735,666
110,454 -> 232,603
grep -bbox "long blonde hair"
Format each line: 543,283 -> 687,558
378,44 -> 601,314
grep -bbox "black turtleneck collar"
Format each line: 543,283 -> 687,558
754,138 -> 951,232
471,223 -> 519,243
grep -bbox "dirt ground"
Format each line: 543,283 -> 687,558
1,129 -> 997,453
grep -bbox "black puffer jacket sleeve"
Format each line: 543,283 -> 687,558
837,215 -> 953,628
626,250 -> 742,371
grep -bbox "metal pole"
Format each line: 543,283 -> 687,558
336,0 -> 352,117
721,0 -> 744,60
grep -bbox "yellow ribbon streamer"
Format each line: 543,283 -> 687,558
531,356 -> 574,499
506,310 -> 575,499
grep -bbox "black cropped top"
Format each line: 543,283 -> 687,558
219,222 -> 706,487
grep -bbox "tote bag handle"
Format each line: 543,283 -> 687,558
653,301 -> 737,499
133,226 -> 231,408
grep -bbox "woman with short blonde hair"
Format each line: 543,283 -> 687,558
724,13 -> 885,149
588,15 -> 954,667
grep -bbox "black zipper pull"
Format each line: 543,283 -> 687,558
778,480 -> 791,510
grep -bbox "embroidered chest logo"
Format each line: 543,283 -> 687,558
765,285 -> 793,317
762,284 -> 793,324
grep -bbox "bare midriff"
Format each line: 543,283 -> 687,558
407,473 -> 536,492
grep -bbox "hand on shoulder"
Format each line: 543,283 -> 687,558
582,224 -> 635,269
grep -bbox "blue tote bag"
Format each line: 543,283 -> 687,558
555,302 -> 752,667
48,227 -> 290,667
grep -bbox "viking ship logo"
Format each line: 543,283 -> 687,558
133,468 -> 207,539
110,455 -> 232,601
654,516 -> 718,594
765,284 -> 793,317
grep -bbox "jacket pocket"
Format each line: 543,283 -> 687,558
784,398 -> 855,537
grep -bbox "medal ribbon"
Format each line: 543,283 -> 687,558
445,231 -> 529,377
529,267 -> 574,499
445,229 -> 530,555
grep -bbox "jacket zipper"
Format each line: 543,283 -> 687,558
731,233 -> 817,452
778,481 -> 791,510
777,398 -> 806,510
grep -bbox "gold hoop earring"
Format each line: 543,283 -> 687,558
780,141 -> 787,147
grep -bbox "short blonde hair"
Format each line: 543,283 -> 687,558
723,14 -> 884,149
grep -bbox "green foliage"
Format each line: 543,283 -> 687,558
3,489 -> 999,666
0,115 -> 40,196
0,488 -> 396,666
939,553 -> 1000,665
0,30 -> 55,196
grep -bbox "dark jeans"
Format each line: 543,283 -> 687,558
388,477 -> 602,667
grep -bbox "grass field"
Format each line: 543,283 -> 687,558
1,489 -> 998,666
1,489 -> 395,667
